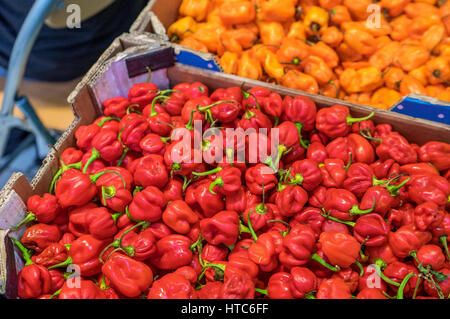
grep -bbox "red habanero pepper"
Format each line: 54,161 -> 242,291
343,163 -> 386,199
208,167 -> 242,196
220,266 -> 255,299
59,279 -> 106,299
162,90 -> 188,116
407,175 -> 450,206
60,147 -> 83,165
75,123 -> 101,151
210,87 -> 243,104
261,92 -> 283,120
13,193 -> 62,229
210,100 -> 242,123
290,267 -> 317,299
267,272 -> 294,299
119,113 -> 150,152
21,223 -> 61,253
353,213 -> 390,247
241,87 -> 270,110
319,158 -> 347,188
197,281 -> 224,299
414,201 -> 445,232
225,186 -> 260,214
173,82 -> 209,100
102,96 -> 130,119
351,120 -> 375,136
68,206 -> 118,240
174,266 -> 198,284
245,164 -> 278,195
275,185 -> 309,218
140,133 -> 169,156
319,232 -> 361,268
332,268 -> 359,293
323,188 -> 375,221
128,186 -> 167,223
238,107 -> 273,131
95,172 -> 133,213
148,273 -> 197,299
347,133 -> 375,164
424,268 -> 450,298
80,150 -> 106,175
162,177 -> 184,202
113,225 -> 157,261
414,244 -> 446,271
418,141 -> 450,171
94,116 -> 120,133
371,159 -> 400,180
127,81 -> 158,110
202,244 -> 229,264
383,262 -> 420,297
102,252 -> 153,298
356,287 -> 388,299
316,277 -> 352,299
387,203 -> 416,228
279,224 -> 316,268
307,141 -> 328,164
59,232 -> 76,246
359,186 -> 394,218
400,163 -> 439,177
82,129 -> 124,172
243,203 -> 277,232
287,159 -> 323,191
316,105 -> 374,139
281,95 -> 317,132
309,186 -> 327,209
11,238 -> 52,299
31,243 -> 68,268
185,180 -> 225,217
388,224 -> 432,259
143,95 -> 173,137
48,269 -> 65,294
374,132 -> 418,165
48,234 -> 111,277
151,234 -> 193,270
130,154 -> 169,188
200,210 -> 240,246
294,207 -> 326,238
164,141 -> 202,176
162,200 -> 199,234
248,231 -> 283,272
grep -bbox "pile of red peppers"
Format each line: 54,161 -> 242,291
10,80 -> 450,299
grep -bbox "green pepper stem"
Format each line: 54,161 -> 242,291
304,292 -> 316,299
11,212 -> 36,230
319,210 -> 355,227
440,236 -> 450,261
197,100 -> 235,112
50,288 -> 62,299
192,166 -> 223,176
310,253 -> 340,272
241,89 -> 261,111
396,273 -> 416,299
209,177 -> 224,195
286,173 -> 304,186
347,112 -> 374,125
255,288 -> 268,295
349,198 -> 376,216
125,205 -> 144,224
374,264 -> 401,287
82,148 -> 101,174
97,116 -> 120,127
10,237 -> 33,265
294,122 -> 311,149
101,185 -> 116,206
90,170 -> 126,189
150,95 -> 168,117
344,152 -> 352,171
355,261 -> 364,277
247,211 -> 258,242
386,177 -> 411,197
412,275 -> 422,299
116,147 -> 128,167
49,162 -> 81,194
111,211 -> 123,223
48,256 -> 73,270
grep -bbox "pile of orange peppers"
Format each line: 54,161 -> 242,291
168,0 -> 450,109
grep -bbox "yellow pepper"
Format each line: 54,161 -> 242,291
371,88 -> 402,110
179,0 -> 210,22
237,50 -> 263,80
303,6 -> 329,35
259,21 -> 285,46
340,67 -> 383,93
219,51 -> 239,74
280,70 -> 319,94
167,16 -> 198,43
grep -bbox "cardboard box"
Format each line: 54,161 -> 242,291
0,33 -> 449,298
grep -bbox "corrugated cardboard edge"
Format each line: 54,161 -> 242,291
129,0 -> 167,40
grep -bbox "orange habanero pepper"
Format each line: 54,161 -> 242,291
344,28 -> 377,57
340,67 -> 383,93
320,26 -> 344,48
369,42 -> 402,71
343,0 -> 371,21
220,51 -> 239,74
394,44 -> 430,72
425,57 -> 450,85
382,67 -> 405,90
329,5 -> 352,27
237,50 -> 263,80
301,56 -> 334,85
219,1 -> 256,25
319,0 -> 342,10
286,21 -> 307,40
258,0 -> 296,22
399,75 -> 427,95
179,0 -> 210,22
259,21 -> 285,46
370,88 -> 403,110
390,15 -> 412,42
380,0 -> 410,18
167,17 -> 198,43
179,36 -> 209,53
437,88 -> 450,102
303,6 -> 329,35
276,37 -> 310,67
421,24 -> 446,52
309,41 -> 340,68
280,70 -> 319,94
409,66 -> 429,87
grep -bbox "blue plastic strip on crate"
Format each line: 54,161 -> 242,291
176,50 -> 221,72
391,97 -> 450,125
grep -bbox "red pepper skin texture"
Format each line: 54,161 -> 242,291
371,159 -> 400,180
261,92 -> 283,118
213,167 -> 242,195
75,124 -> 101,151
151,234 -> 193,270
220,266 -> 255,299
424,268 -> 450,298
400,163 -> 439,177
290,266 -> 317,298
59,279 -> 106,299
162,178 -> 183,202
175,82 -> 209,100
91,129 -> 123,162
238,108 -> 273,131
323,188 -> 358,221
276,185 -> 309,218
21,223 -> 61,253
200,210 -> 240,246
294,207 -> 325,238
343,163 -> 377,199
243,203 -> 276,232
356,287 -> 388,299
316,277 -> 352,299
163,200 -> 199,234
388,224 -> 432,259
127,82 -> 158,109
383,262 -> 420,297
415,244 -> 446,271
202,244 -> 229,264
102,252 -> 153,298
418,141 -> 450,171
279,224 -> 316,268
289,159 -> 323,191
387,203 -> 415,228
319,159 -> 346,188
69,235 -> 111,277
17,264 -> 52,299
407,175 -> 450,206
367,244 -> 399,265
249,231 -> 283,272
316,105 -> 354,139
55,169 -> 97,208
414,201 -> 445,232
307,141 -> 328,164
245,164 -> 278,195
319,232 -> 360,268
225,187 -> 260,214
186,180 -> 225,218
197,281 -> 224,299
148,273 -> 197,299
347,133 -> 375,164
102,96 -> 130,118
358,265 -> 388,292
332,268 -> 359,293
60,147 -> 83,165
267,272 -> 294,299
326,137 -> 352,165
281,95 -> 317,131
308,186 -> 327,208
131,154 -> 168,188
31,243 -> 68,268
119,114 -> 150,152
129,186 -> 167,223
376,132 -> 418,165
27,194 -> 61,224
353,213 -> 390,247
69,206 -> 118,240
